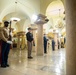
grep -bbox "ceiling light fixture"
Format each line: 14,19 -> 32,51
11,17 -> 20,21
11,1 -> 20,22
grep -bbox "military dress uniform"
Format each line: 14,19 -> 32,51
43,35 -> 48,53
0,26 -> 11,67
26,31 -> 33,58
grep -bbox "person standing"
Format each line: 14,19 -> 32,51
43,34 -> 48,53
58,40 -> 60,49
52,39 -> 55,51
26,27 -> 34,59
0,21 -> 12,68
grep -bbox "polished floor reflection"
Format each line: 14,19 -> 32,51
0,48 -> 66,75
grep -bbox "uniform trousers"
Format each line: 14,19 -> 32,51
27,41 -> 32,57
1,41 -> 10,65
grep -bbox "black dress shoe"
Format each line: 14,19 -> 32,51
6,64 -> 10,67
28,57 -> 33,59
44,52 -> 47,54
1,65 -> 6,68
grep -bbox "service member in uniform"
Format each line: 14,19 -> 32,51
0,21 -> 12,68
43,34 -> 48,53
26,27 -> 34,59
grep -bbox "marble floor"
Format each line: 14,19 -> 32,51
0,48 -> 66,75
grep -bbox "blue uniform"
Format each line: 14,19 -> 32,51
43,36 -> 48,53
52,40 -> 55,51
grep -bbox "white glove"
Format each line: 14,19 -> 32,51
9,32 -> 12,36
7,41 -> 12,44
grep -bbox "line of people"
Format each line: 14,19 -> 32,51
0,24 -> 64,68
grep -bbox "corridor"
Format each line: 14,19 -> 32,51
0,48 -> 66,75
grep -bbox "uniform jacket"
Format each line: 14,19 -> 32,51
0,27 -> 9,42
43,36 -> 48,45
26,32 -> 33,42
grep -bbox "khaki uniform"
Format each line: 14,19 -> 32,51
0,27 -> 10,66
0,27 -> 9,42
27,41 -> 32,57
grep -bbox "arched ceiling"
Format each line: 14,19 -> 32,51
46,0 -> 64,18
0,0 -> 65,34
43,0 -> 65,34
0,0 -> 65,22
0,0 -> 40,32
0,0 -> 40,21
40,0 -> 64,15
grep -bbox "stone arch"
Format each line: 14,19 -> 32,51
40,0 -> 64,15
0,1 -> 35,22
45,0 -> 65,29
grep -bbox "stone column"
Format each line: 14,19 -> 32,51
37,25 -> 43,55
65,0 -> 76,75
21,35 -> 25,49
35,14 -> 49,55
54,33 -> 58,50
17,36 -> 21,49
